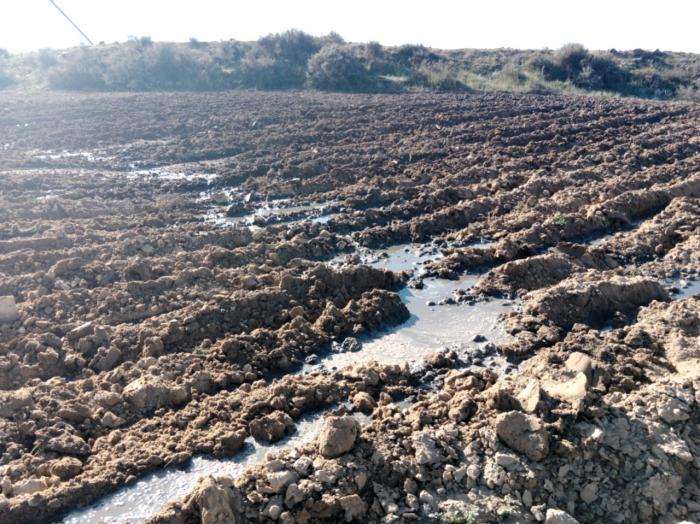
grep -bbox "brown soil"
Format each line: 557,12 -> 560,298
0,90 -> 699,523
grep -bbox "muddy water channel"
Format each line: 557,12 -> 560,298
58,242 -> 516,523
321,243 -> 515,370
59,413 -> 328,524
204,198 -> 338,228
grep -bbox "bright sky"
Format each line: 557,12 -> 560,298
1,0 -> 699,54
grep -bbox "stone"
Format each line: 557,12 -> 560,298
50,457 -> 83,480
336,337 -> 361,353
292,456 -> 313,476
318,415 -> 360,458
250,411 -> 294,443
412,432 -> 442,465
190,476 -> 242,524
542,373 -> 588,411
123,377 -> 189,413
466,464 -> 481,480
658,397 -> 690,424
565,352 -> 593,377
580,482 -> 598,503
12,478 -> 46,497
45,434 -> 90,456
0,296 -> 19,324
495,451 -> 519,469
93,346 -> 122,372
418,490 -> 437,510
101,411 -> 125,428
352,392 -> 376,414
284,483 -> 305,507
339,493 -> 367,520
267,470 -> 298,493
517,380 -> 541,413
495,411 -> 550,461
94,391 -> 122,408
545,508 -> 580,524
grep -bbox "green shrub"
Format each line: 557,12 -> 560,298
0,49 -> 14,89
306,44 -> 377,91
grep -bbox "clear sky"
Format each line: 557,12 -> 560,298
1,0 -> 699,54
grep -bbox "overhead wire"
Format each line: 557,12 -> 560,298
48,0 -> 94,46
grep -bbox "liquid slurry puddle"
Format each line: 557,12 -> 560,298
320,276 -> 514,371
204,199 -> 338,228
59,412 -> 330,524
668,277 -> 700,299
317,243 -> 516,370
329,243 -> 444,274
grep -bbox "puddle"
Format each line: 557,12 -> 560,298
128,169 -> 220,184
667,277 -> 700,299
59,412 -> 327,524
35,150 -> 107,163
60,405 -> 374,524
318,243 -> 516,370
330,243 -> 443,275
204,199 -> 338,229
586,218 -> 647,247
319,276 -> 514,371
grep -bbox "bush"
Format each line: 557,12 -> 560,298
306,44 -> 377,91
417,61 -> 464,91
533,44 -> 628,92
0,50 -> 14,89
238,30 -> 322,89
47,48 -> 106,90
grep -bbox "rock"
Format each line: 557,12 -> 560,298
285,483 -> 305,507
57,404 -> 92,423
45,434 -> 90,456
11,478 -> 46,497
0,296 -> 19,324
50,457 -> 83,480
339,493 -> 367,520
318,415 -> 360,458
418,489 -> 437,510
292,456 -> 312,476
545,508 -> 580,524
495,411 -> 550,461
565,352 -> 593,377
580,482 -> 598,503
0,389 -> 34,418
542,372 -> 588,412
494,451 -> 519,470
123,377 -> 189,414
352,392 -> 376,414
466,464 -> 481,480
250,411 -> 294,443
219,431 -> 246,455
332,337 -> 361,353
448,391 -> 477,422
190,476 -> 243,524
266,503 -> 282,520
517,380 -> 541,414
100,411 -> 125,428
412,432 -> 442,465
267,470 -> 298,493
658,397 -> 690,424
242,275 -> 259,290
94,391 -> 122,408
92,346 -> 122,372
